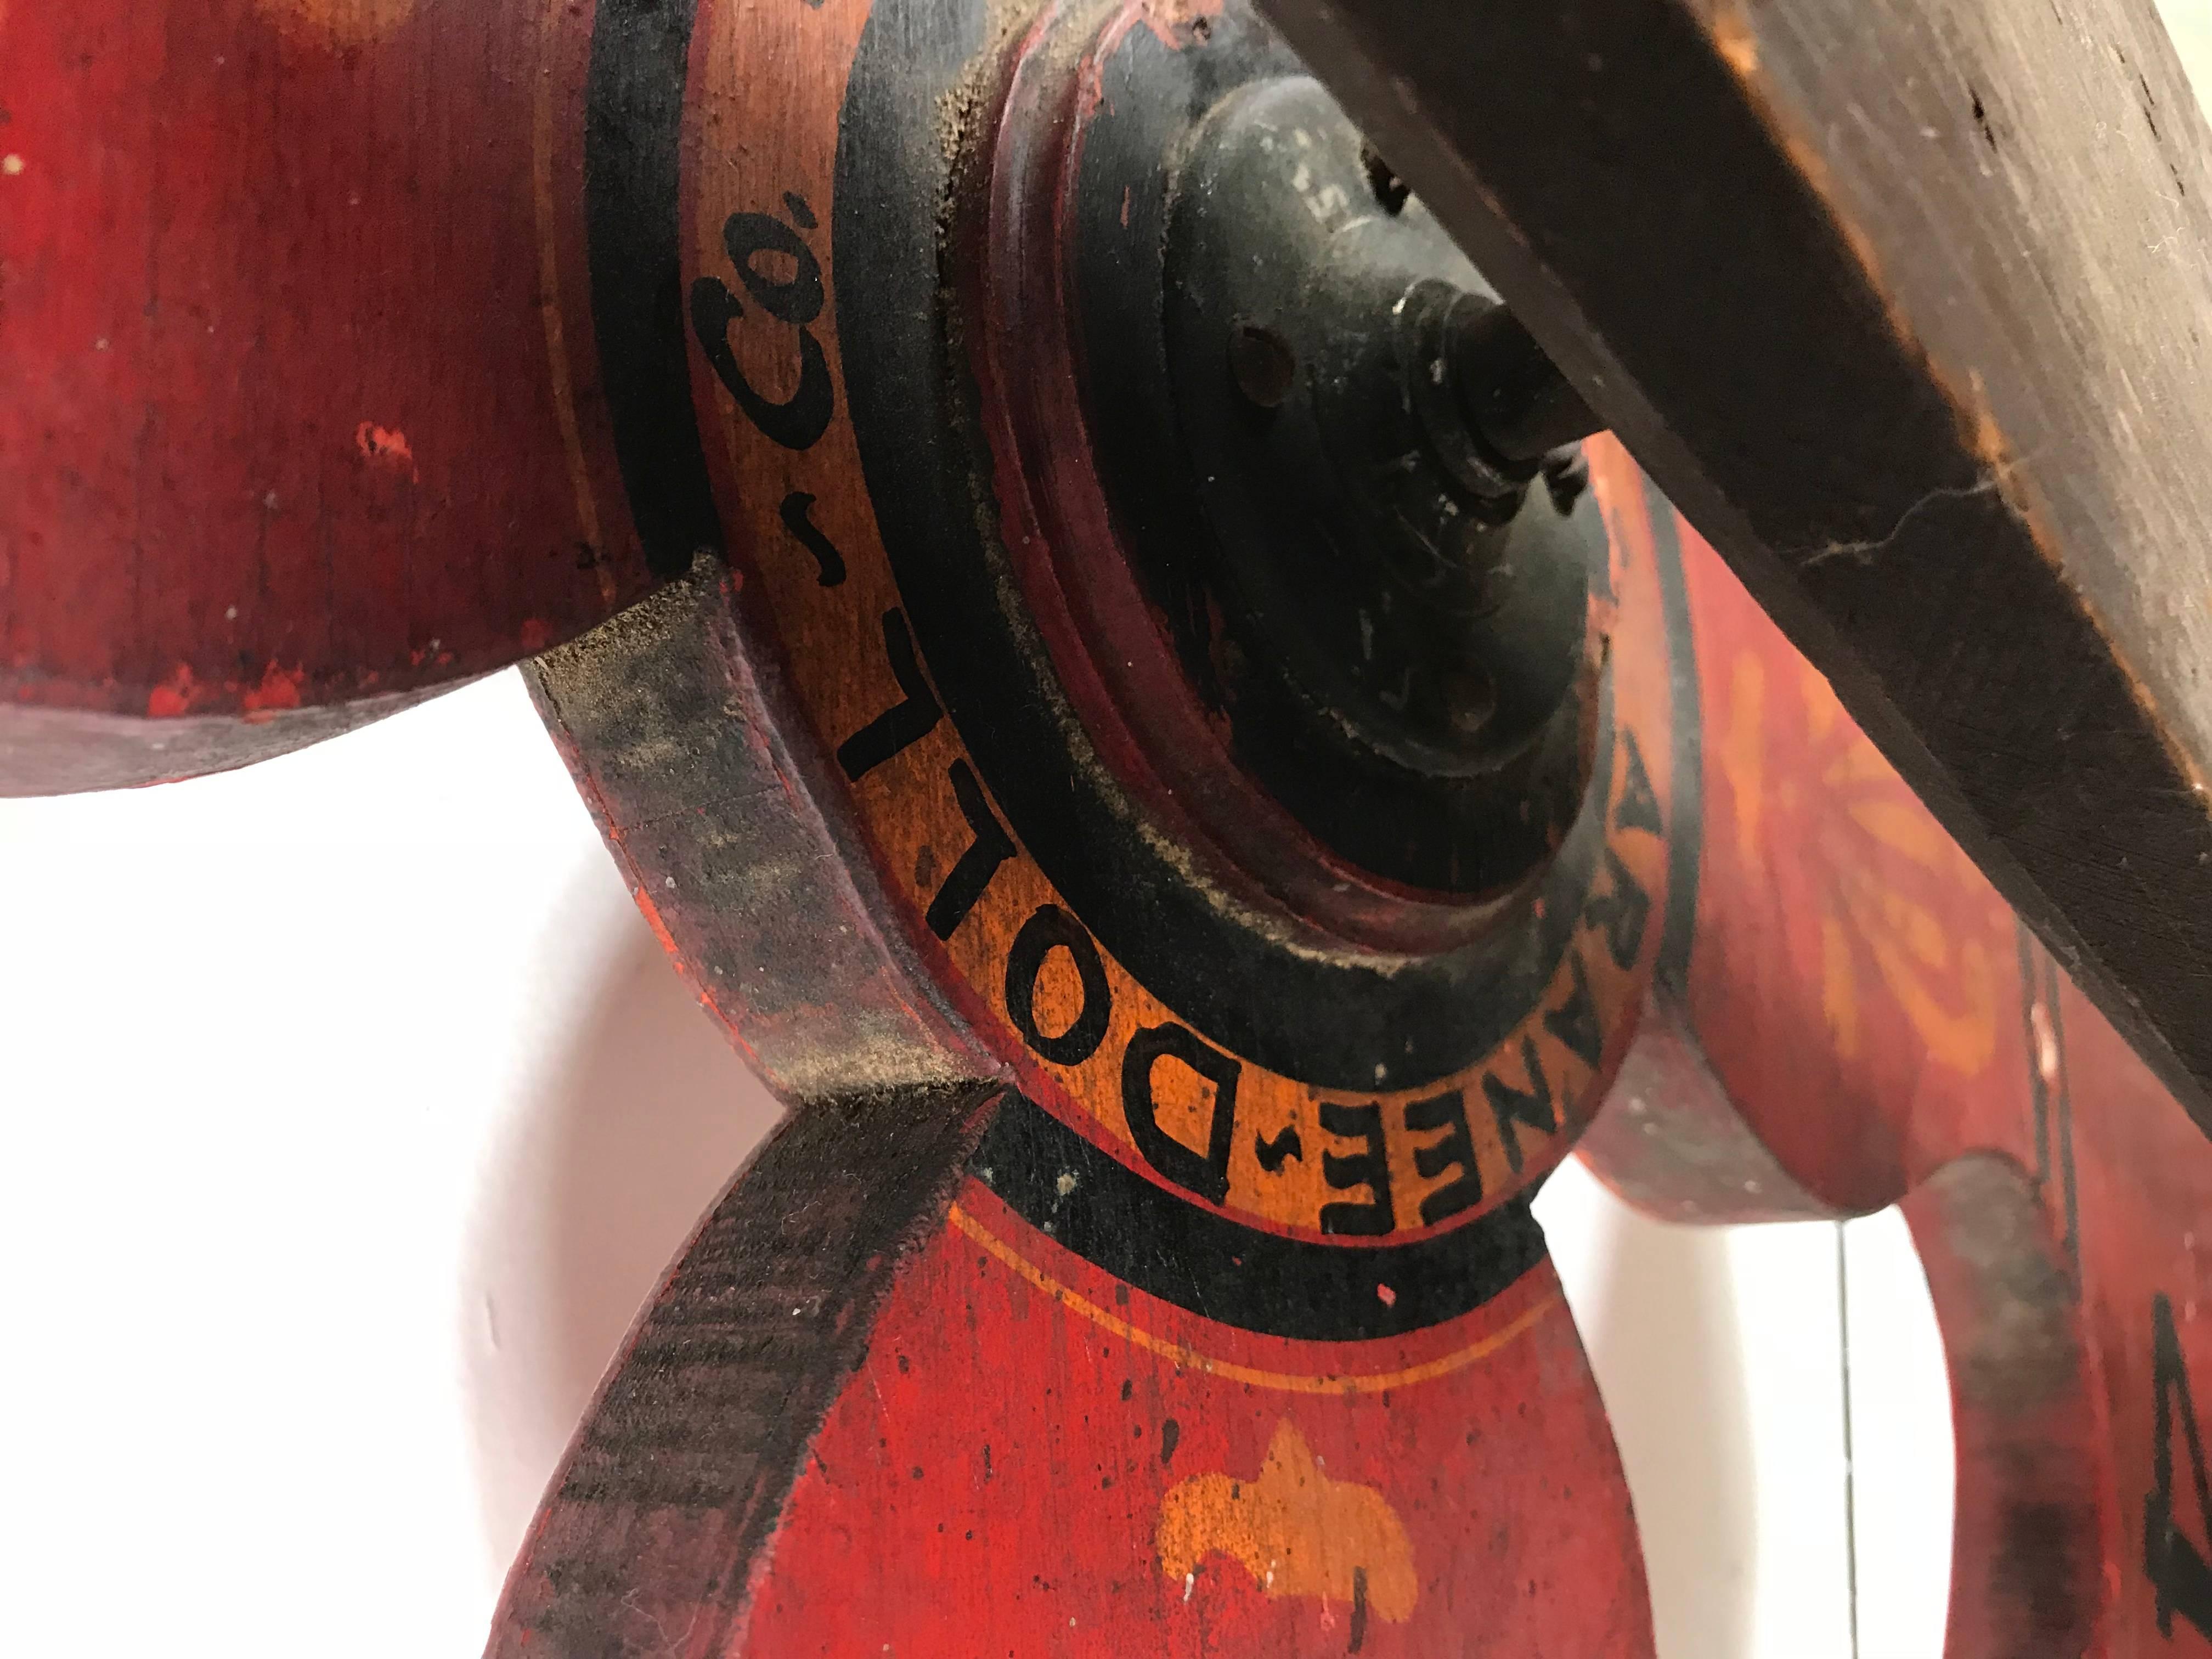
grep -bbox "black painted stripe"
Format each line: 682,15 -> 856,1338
1648,476 -> 1706,992
585,0 -> 725,578
973,1094 -> 1547,1342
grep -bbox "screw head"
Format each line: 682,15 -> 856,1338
1441,666 -> 1499,738
1228,320 -> 1298,408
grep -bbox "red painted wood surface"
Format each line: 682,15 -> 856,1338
20,0 -> 2212,1648
510,435 -> 1682,1655
498,0 -> 1697,1623
1,0 -> 657,790
512,469 -> 2212,1657
492,1096 -> 1651,1657
739,1200 -> 1639,1657
1583,517 -> 2212,1654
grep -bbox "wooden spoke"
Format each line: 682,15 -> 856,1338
3,0 -> 688,790
1583,508 -> 2212,1650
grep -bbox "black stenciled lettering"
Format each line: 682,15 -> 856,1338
721,208 -> 823,321
1254,1125 -> 1303,1173
1584,845 -> 1652,969
2147,1291 -> 2212,1637
1004,904 -> 1110,1065
1615,727 -> 1664,836
1404,1089 -> 1482,1225
1121,1024 -> 1241,1205
689,279 -> 834,450
1544,950 -> 1604,1070
689,197 -> 835,450
1319,1101 -> 1393,1235
837,610 -> 940,780
1483,1036 -> 1557,1176
778,490 -> 847,586
926,761 -> 1017,940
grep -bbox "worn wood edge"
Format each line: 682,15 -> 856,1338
1577,986 -> 1844,1225
528,571 -> 995,1103
486,1077 -> 1009,1659
0,680 -> 466,796
1904,1152 -> 2108,1654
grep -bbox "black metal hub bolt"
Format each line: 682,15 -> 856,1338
1065,16 -> 1610,896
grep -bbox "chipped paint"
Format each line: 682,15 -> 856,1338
252,0 -> 416,47
240,661 -> 307,714
144,663 -> 199,719
1136,0 -> 1223,52
354,421 -> 420,480
1707,0 -> 1757,78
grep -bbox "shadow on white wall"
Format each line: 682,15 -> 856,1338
462,894 -> 783,1573
1541,1172 -> 1761,1659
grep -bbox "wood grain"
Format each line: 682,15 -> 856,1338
490,1078 -> 1007,1659
0,0 -> 662,791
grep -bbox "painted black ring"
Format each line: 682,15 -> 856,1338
833,0 -> 1687,1092
970,1087 -> 1548,1341
584,0 -> 726,579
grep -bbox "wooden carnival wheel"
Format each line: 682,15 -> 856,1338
9,0 -> 2212,1652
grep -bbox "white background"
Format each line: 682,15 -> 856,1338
5,7 -> 2210,1653
0,617 -> 1955,1659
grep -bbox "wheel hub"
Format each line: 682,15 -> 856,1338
973,0 -> 1604,926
